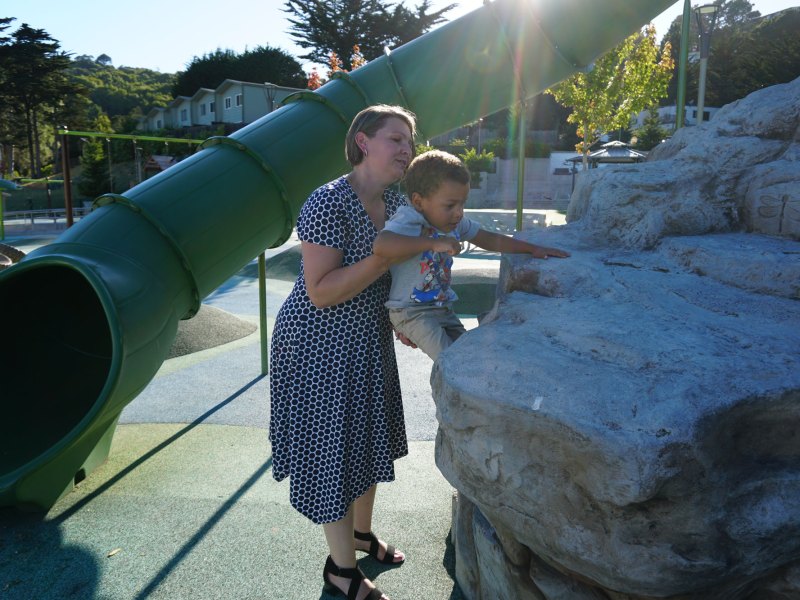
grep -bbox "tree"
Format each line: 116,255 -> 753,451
172,46 -> 306,97
633,106 -> 669,150
77,115 -> 112,198
70,60 -> 174,122
715,0 -> 760,28
283,0 -> 454,67
546,25 -> 674,169
660,0 -> 760,106
0,21 -> 87,176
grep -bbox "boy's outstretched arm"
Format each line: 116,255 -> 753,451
470,229 -> 570,259
374,230 -> 461,261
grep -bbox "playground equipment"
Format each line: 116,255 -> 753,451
0,0 -> 674,510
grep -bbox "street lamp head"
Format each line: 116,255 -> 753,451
695,3 -> 718,15
695,3 -> 719,51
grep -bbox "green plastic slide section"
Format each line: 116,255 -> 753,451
0,0 -> 674,510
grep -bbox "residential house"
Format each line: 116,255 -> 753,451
138,81 -> 303,132
633,104 -> 720,129
143,107 -> 167,131
191,88 -> 216,126
169,96 -> 193,129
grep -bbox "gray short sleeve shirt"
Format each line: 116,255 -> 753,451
383,205 -> 481,308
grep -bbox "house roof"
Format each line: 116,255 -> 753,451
146,107 -> 166,118
190,88 -> 216,101
168,96 -> 192,108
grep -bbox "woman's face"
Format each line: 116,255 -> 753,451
356,117 -> 413,184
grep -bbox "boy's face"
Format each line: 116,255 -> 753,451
411,179 -> 469,232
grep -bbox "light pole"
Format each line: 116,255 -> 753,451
694,3 -> 719,124
675,0 -> 691,130
264,83 -> 278,113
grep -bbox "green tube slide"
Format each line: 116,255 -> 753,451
0,0 -> 674,511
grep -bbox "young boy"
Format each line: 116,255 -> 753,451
373,150 -> 570,361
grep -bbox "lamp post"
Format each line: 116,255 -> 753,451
675,0 -> 691,130
694,3 -> 719,124
264,82 -> 278,113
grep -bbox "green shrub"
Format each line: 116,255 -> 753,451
415,142 -> 435,156
459,147 -> 495,173
484,137 -> 551,159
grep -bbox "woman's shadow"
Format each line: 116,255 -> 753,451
0,508 -> 99,599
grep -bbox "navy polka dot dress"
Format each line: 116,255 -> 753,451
269,175 -> 409,524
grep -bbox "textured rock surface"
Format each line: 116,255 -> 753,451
436,78 -> 800,599
567,77 -> 800,248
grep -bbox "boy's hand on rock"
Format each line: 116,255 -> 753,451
531,245 -> 570,259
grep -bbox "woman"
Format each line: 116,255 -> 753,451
270,104 -> 416,600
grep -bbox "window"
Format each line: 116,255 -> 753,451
225,97 -> 232,109
156,119 -> 162,129
235,94 -> 242,107
200,104 -> 206,116
180,109 -> 188,121
209,101 -> 215,113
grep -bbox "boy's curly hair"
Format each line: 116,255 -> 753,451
402,150 -> 470,198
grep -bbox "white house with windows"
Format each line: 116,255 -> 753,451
138,80 -> 303,132
191,88 -> 216,126
143,107 -> 167,131
633,104 -> 720,129
169,96 -> 193,129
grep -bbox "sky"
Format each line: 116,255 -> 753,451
3,0 -> 797,75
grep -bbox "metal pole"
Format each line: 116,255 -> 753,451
675,0 -> 691,130
516,101 -> 526,232
695,4 -> 719,125
258,252 -> 269,375
106,138 -> 113,192
697,57 -> 708,123
60,133 -> 74,228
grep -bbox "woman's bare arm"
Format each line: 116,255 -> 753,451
302,241 -> 392,308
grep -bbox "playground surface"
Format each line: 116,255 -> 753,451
0,224 -> 513,600
0,211 -> 565,599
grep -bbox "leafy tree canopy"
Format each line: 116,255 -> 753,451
172,45 -> 306,97
0,18 -> 87,175
658,0 -> 800,107
546,25 -> 674,168
283,0 -> 454,66
69,57 -> 174,128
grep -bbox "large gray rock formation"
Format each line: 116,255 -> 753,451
436,77 -> 800,599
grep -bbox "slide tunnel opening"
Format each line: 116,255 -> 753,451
0,265 -> 112,475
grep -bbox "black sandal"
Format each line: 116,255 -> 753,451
354,530 -> 405,565
323,556 -> 386,600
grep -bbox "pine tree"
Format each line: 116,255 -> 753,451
634,107 -> 669,150
283,0 -> 454,66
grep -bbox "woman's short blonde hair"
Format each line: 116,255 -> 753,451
345,104 -> 417,166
